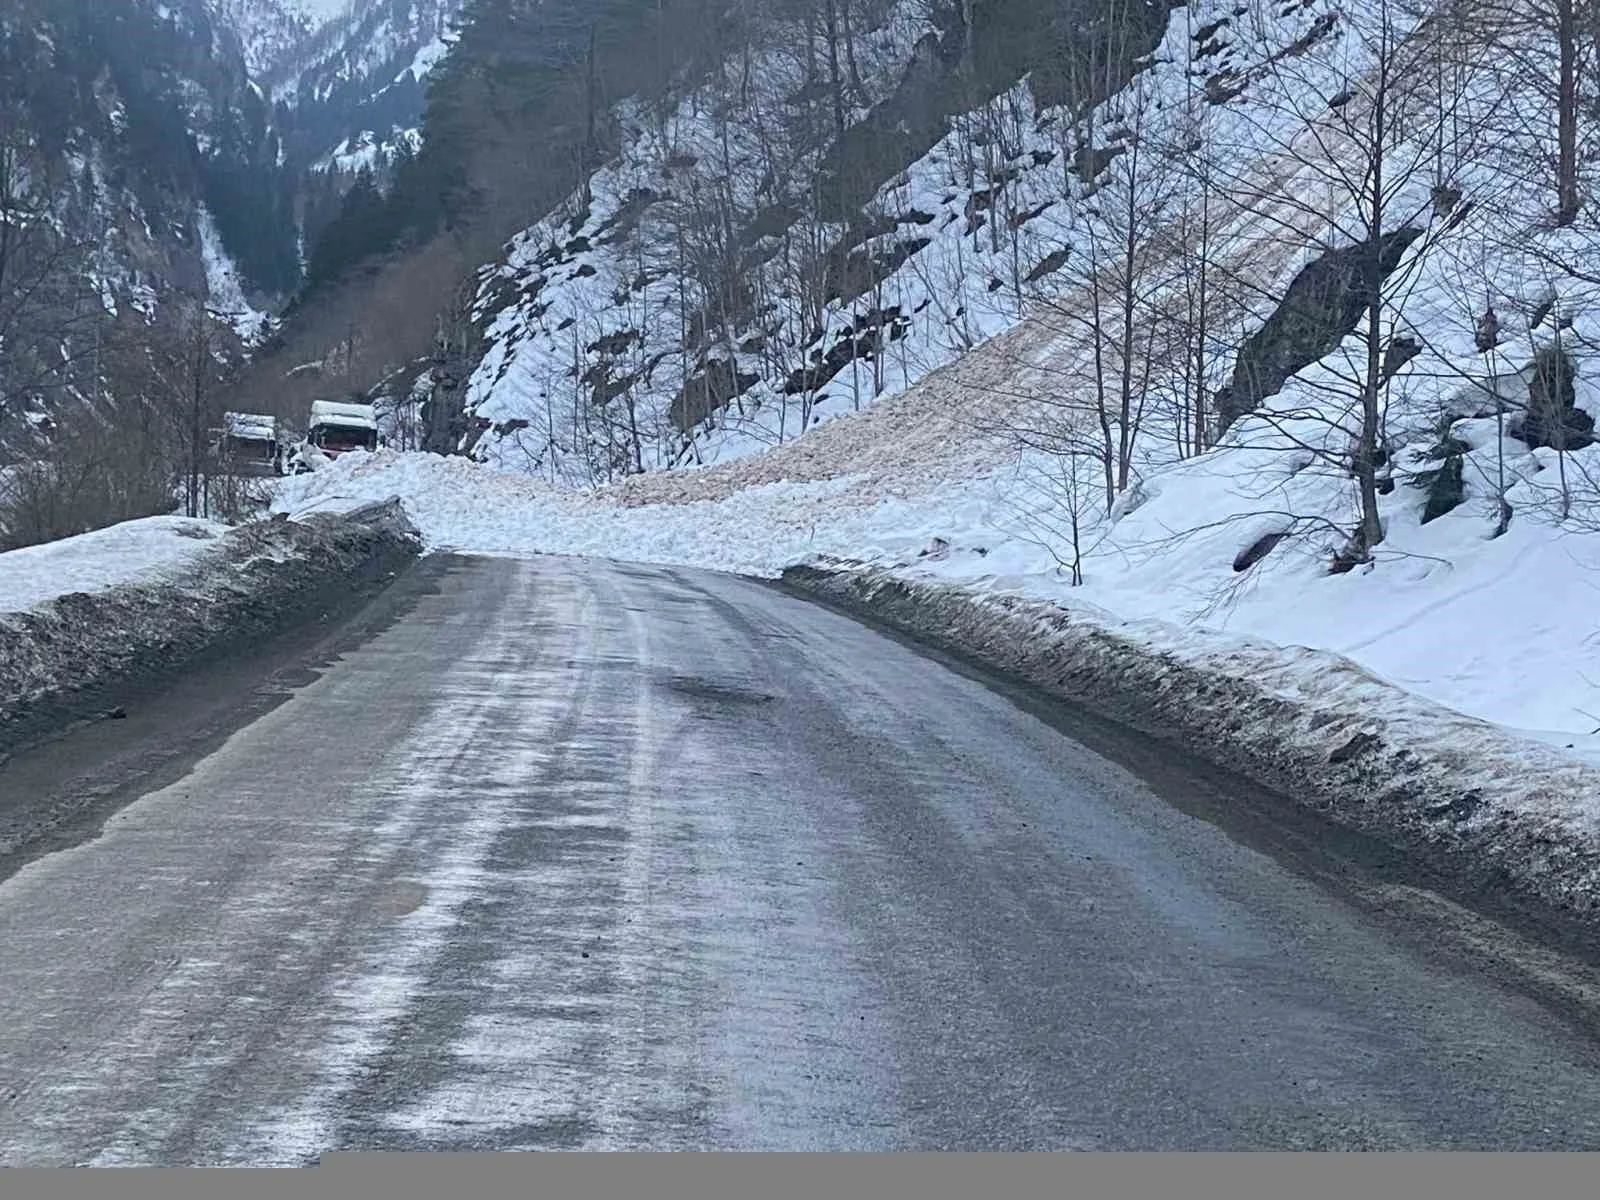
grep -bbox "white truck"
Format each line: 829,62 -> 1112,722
287,399 -> 380,473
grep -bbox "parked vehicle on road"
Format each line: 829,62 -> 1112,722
308,400 -> 379,457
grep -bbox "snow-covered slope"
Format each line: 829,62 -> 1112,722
262,0 -> 463,169
285,0 -> 358,16
273,0 -> 1600,784
465,0 -> 941,482
241,0 -> 457,97
210,0 -> 317,76
463,0 -> 1354,482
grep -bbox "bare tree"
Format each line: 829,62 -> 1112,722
1015,0 -> 1185,515
1470,0 -> 1595,226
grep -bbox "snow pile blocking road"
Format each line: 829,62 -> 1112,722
273,447 -> 1600,759
0,501 -> 422,757
783,561 -> 1600,926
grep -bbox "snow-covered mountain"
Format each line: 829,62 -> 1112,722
0,0 -> 293,535
253,0 -> 464,170
0,0 -> 291,315
199,0 -> 465,179
209,0 -> 317,76
0,0 -> 471,543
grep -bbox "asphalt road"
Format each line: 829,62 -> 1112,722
5,554 -> 1600,1162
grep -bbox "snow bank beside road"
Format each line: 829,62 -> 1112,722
0,517 -> 231,616
0,502 -> 422,757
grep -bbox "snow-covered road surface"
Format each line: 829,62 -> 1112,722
4,555 -> 1600,1160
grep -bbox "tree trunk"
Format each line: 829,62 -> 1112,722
1088,266 -> 1117,514
1558,0 -> 1579,225
1351,9 -> 1392,554
839,0 -> 865,100
188,332 -> 205,520
1192,156 -> 1211,457
822,0 -> 847,150
1354,292 -> 1385,552
582,24 -> 599,212
1117,153 -> 1140,492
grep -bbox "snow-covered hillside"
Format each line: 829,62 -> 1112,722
271,0 -> 1600,780
260,0 -> 462,168
464,0 -> 942,481
317,127 -> 424,175
210,0 -> 317,75
285,0 -> 357,16
198,209 -> 280,345
250,0 -> 458,98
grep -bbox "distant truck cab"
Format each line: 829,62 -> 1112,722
307,400 -> 379,459
217,412 -> 280,477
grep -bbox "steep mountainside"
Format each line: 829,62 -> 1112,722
259,0 -> 465,172
0,0 -> 468,385
458,0 -> 1178,481
0,0 -> 293,339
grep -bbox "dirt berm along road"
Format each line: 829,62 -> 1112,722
5,554 -> 1600,1161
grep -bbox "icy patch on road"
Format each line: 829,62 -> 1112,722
234,641 -> 577,1162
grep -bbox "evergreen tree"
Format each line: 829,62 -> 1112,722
305,169 -> 396,289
